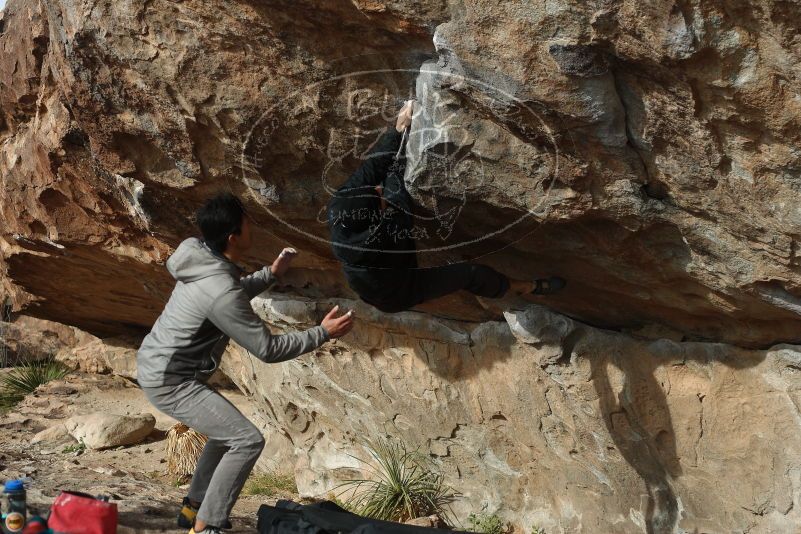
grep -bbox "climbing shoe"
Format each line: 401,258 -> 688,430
188,527 -> 222,534
532,276 -> 567,295
178,498 -> 198,529
178,498 -> 231,529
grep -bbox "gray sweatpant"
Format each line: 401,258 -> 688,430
143,380 -> 265,527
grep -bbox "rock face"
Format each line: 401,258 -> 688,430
225,295 -> 801,533
2,0 -> 801,532
1,0 -> 800,346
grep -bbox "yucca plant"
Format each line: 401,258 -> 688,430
336,437 -> 457,523
0,359 -> 70,405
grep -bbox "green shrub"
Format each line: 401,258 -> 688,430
0,360 -> 69,406
62,440 -> 86,454
467,513 -> 506,534
337,438 -> 457,523
243,472 -> 298,497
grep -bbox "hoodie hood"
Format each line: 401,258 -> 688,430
166,237 -> 240,283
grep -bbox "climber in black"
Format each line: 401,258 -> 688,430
327,100 -> 565,314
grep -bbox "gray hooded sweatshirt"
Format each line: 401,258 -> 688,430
137,237 -> 329,387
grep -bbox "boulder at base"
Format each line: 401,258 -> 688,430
31,423 -> 77,447
65,413 -> 156,450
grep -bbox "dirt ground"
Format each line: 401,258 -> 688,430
0,372 -> 295,533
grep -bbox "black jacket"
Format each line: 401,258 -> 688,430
327,127 -> 419,309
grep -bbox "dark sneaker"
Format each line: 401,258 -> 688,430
177,497 -> 198,529
178,498 -> 232,530
532,276 -> 566,295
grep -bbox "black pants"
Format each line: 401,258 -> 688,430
346,262 -> 510,313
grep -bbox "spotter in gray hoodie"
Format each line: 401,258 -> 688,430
137,237 -> 329,387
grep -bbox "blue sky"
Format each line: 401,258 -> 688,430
0,0 -> 5,11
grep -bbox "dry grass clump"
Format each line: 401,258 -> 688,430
166,423 -> 208,477
242,472 -> 298,497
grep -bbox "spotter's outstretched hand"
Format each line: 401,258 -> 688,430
270,247 -> 298,277
321,305 -> 355,339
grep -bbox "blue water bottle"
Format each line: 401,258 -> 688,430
2,480 -> 26,533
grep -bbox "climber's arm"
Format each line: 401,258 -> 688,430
381,157 -> 412,215
338,127 -> 403,194
335,100 -> 413,195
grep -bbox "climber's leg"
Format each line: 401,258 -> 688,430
508,276 -> 567,296
410,263 -> 511,306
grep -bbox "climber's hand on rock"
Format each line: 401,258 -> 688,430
321,305 -> 354,339
395,100 -> 414,132
270,247 -> 297,277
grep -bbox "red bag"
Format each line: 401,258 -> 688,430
48,491 -> 118,534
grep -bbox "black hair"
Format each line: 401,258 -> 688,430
196,193 -> 246,254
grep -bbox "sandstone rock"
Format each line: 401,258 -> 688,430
14,396 -> 68,419
1,0 -> 801,532
0,0 -> 799,347
31,424 -> 77,447
0,316 -> 82,364
0,315 -> 141,377
405,515 -> 448,529
219,294 -> 801,533
91,466 -> 127,477
0,413 -> 30,429
65,413 -> 156,450
43,383 -> 79,396
65,337 -> 139,379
